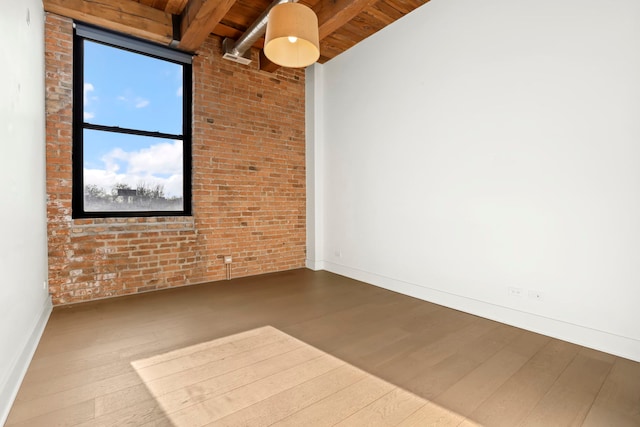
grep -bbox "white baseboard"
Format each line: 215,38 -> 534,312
305,259 -> 325,271
321,261 -> 640,363
0,295 -> 52,425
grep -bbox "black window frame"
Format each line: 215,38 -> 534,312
72,23 -> 193,219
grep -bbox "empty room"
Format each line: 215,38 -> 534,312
1,0 -> 639,425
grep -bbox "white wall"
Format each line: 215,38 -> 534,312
0,0 -> 52,421
310,0 -> 640,361
306,64 -> 325,271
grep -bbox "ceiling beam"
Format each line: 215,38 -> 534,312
259,51 -> 280,73
316,0 -> 378,40
179,0 -> 237,52
43,0 -> 173,45
165,0 -> 189,15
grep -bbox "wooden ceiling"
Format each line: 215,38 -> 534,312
43,0 -> 429,71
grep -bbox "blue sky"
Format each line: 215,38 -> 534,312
83,40 -> 184,197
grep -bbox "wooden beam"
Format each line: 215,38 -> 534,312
179,0 -> 237,52
43,0 -> 173,45
259,50 -> 280,73
315,0 -> 378,40
165,0 -> 189,15
211,22 -> 245,42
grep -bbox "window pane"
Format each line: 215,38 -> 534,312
83,40 -> 183,135
83,129 -> 183,212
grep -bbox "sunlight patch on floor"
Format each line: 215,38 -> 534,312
131,325 -> 471,426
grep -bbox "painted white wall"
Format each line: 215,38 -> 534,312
312,0 -> 640,361
305,64 -> 325,271
0,0 -> 52,421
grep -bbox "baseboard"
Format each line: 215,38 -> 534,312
305,259 -> 325,271
0,295 -> 52,425
322,261 -> 640,363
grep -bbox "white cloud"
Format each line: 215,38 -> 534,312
176,86 -> 183,97
117,93 -> 150,109
86,141 -> 184,197
84,83 -> 94,104
102,147 -> 128,173
135,98 -> 150,108
126,141 -> 183,175
84,83 -> 96,120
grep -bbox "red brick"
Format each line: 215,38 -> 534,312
45,14 -> 306,305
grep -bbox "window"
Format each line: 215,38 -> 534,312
72,24 -> 192,218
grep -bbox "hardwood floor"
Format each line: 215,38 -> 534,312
6,269 -> 640,426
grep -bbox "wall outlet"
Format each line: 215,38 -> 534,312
508,287 -> 523,297
224,255 -> 232,264
334,249 -> 341,258
528,290 -> 543,301
43,280 -> 48,290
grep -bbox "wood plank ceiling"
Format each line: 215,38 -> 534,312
43,0 -> 429,71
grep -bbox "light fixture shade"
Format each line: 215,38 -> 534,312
264,2 -> 320,68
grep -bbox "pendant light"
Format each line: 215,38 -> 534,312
264,2 -> 320,68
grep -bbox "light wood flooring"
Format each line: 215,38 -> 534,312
6,269 -> 640,426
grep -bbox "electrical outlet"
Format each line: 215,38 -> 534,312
43,280 -> 48,290
528,290 -> 543,301
508,287 -> 523,297
224,255 -> 232,264
334,250 -> 341,258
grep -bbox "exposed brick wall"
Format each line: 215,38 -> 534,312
45,14 -> 306,305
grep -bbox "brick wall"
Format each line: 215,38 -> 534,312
45,14 -> 306,305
